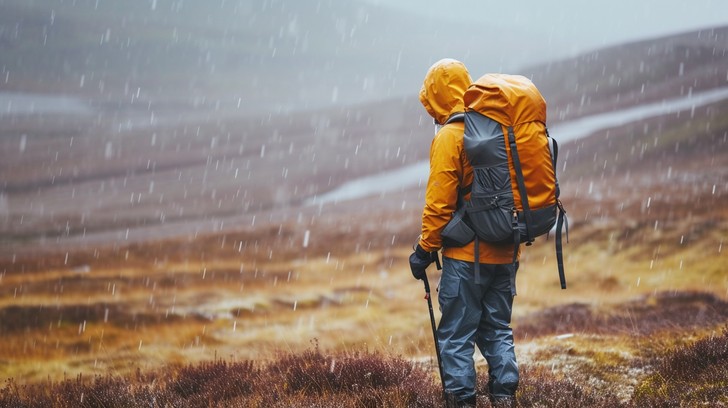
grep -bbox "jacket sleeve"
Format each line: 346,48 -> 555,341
419,125 -> 463,252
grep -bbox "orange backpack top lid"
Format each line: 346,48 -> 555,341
464,73 -> 547,126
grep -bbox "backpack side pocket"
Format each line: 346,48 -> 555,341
466,189 -> 514,244
442,207 -> 475,247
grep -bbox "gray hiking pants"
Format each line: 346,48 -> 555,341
437,257 -> 519,400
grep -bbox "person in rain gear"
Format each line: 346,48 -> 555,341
409,58 -> 519,408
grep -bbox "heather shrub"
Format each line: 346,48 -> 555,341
0,380 -> 26,408
264,345 -> 439,407
0,348 -> 440,408
517,291 -> 728,339
632,328 -> 728,407
2,331 -> 728,407
0,375 -> 148,408
330,352 -> 441,407
266,346 -> 334,395
67,376 -> 140,407
170,360 -> 257,401
513,366 -> 626,408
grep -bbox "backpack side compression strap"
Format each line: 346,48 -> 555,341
547,126 -> 567,289
507,126 -> 534,243
555,201 -> 568,289
546,127 -> 561,198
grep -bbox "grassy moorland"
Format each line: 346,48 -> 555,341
1,100 -> 727,405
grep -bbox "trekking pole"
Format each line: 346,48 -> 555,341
422,268 -> 446,398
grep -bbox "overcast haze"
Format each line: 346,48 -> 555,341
2,0 -> 727,112
366,0 -> 728,63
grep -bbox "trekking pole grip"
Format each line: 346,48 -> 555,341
423,273 -> 431,295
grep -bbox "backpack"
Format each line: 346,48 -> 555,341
441,73 -> 567,293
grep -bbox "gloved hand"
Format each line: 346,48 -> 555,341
409,244 -> 434,280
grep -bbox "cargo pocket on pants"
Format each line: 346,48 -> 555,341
437,269 -> 460,313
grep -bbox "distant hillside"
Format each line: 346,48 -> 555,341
1,21 -> 728,253
522,25 -> 728,122
514,25 -> 728,189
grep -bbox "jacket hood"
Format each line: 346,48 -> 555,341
419,58 -> 472,125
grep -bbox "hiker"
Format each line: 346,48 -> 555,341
409,58 -> 519,408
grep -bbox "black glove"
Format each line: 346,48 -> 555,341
409,244 -> 434,280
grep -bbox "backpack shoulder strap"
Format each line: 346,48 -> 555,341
453,112 -> 470,206
444,112 -> 465,125
458,184 -> 471,201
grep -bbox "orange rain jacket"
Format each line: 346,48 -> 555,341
418,59 -> 517,264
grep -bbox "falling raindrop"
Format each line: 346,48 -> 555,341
303,230 -> 310,248
104,142 -> 113,159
